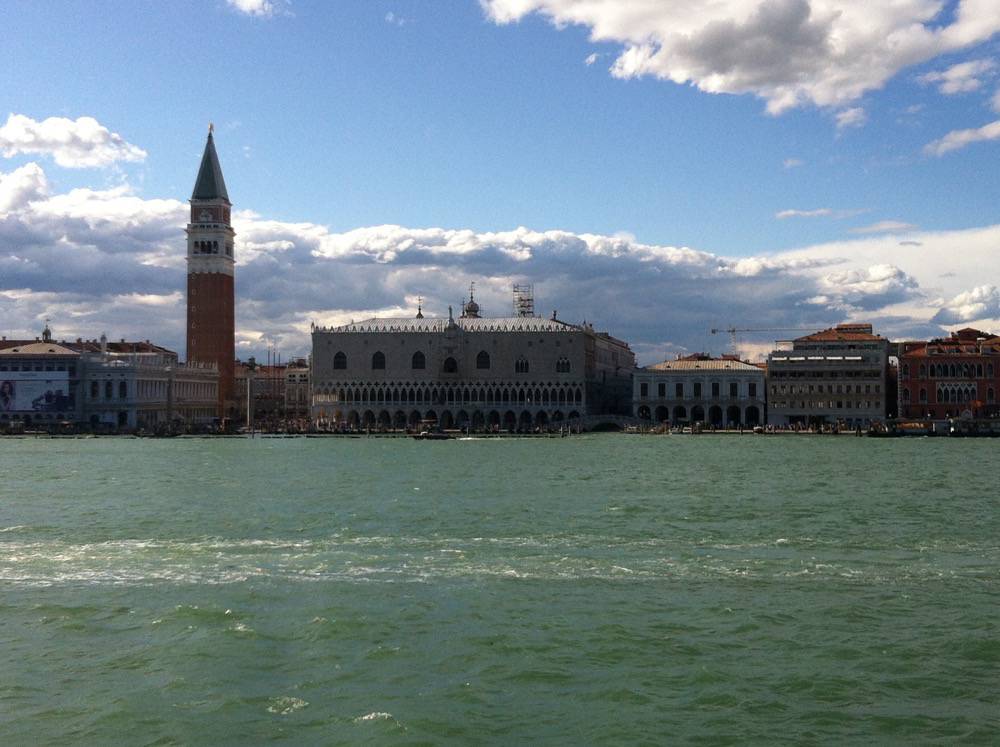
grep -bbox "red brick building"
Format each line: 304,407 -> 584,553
897,328 -> 1000,419
186,127 -> 235,418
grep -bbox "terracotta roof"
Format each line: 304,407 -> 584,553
0,338 -> 174,355
795,323 -> 884,342
0,341 -> 80,356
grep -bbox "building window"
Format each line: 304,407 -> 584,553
694,382 -> 702,397
640,382 -> 649,398
444,357 -> 458,374
333,351 -> 347,369
412,351 -> 426,370
675,382 -> 683,398
658,382 -> 666,397
729,382 -> 738,398
372,351 -> 386,370
989,388 -> 995,403
919,364 -> 925,377
711,382 -> 720,398
749,382 -> 757,398
902,387 -> 910,402
476,351 -> 491,370
515,357 -> 529,374
104,381 -> 112,399
556,357 -> 570,373
90,381 -> 98,398
119,381 -> 127,399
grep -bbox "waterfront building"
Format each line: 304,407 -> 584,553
186,126 -> 236,419
766,323 -> 888,429
284,358 -> 311,420
310,295 -> 635,430
0,336 -> 82,428
897,328 -> 1000,419
633,354 -> 766,426
0,328 -> 217,429
234,361 -> 290,426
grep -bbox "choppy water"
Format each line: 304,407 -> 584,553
1,435 -> 997,744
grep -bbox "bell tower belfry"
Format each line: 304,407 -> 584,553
186,125 -> 235,417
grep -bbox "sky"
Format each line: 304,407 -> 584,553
2,0 -> 1000,364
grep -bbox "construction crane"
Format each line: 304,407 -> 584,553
710,326 -> 821,355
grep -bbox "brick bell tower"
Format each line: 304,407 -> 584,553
186,125 -> 235,417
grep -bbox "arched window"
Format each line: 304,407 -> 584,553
372,351 -> 385,370
515,356 -> 529,374
919,364 -> 925,377
919,388 -> 927,403
476,351 -> 490,370
902,364 -> 909,377
989,364 -> 995,378
444,357 -> 458,374
902,388 -> 910,402
333,351 -> 347,369
556,357 -> 570,373
977,364 -> 984,378
411,351 -> 426,370
989,388 -> 995,403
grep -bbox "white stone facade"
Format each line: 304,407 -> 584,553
311,313 -> 634,430
633,357 -> 766,426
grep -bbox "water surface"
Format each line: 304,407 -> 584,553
1,436 -> 997,744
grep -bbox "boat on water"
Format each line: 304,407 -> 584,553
412,430 -> 454,441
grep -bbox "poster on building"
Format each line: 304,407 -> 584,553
0,371 -> 74,413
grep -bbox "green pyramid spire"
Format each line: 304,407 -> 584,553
191,126 -> 230,202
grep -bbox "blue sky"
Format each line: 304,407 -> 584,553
2,0 -> 1000,362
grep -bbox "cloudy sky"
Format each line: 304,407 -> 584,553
2,0 -> 1000,364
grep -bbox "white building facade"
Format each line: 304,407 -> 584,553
633,356 -> 766,427
311,304 -> 634,431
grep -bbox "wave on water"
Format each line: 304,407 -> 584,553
266,697 -> 308,715
0,532 -> 994,587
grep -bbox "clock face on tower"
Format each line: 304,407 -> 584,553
199,209 -> 213,222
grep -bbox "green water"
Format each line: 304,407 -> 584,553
1,436 -> 997,744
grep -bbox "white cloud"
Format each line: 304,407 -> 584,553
0,162 -> 48,214
991,88 -> 1000,113
481,0 -> 1000,115
584,52 -> 600,66
10,162 -> 1000,362
849,220 -> 918,234
931,284 -> 1000,324
782,157 -> 804,169
919,58 -> 996,94
835,106 -> 867,131
924,119 -> 1000,155
227,0 -> 276,17
776,207 -> 867,220
814,264 -> 920,311
776,208 -> 833,219
0,114 -> 147,169
385,11 -> 407,26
